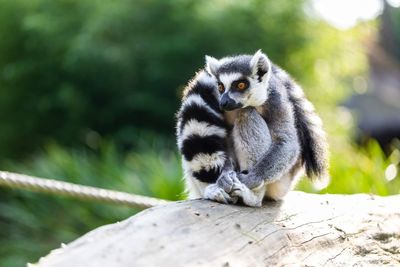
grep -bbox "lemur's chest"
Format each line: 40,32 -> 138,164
224,106 -> 271,171
223,106 -> 266,126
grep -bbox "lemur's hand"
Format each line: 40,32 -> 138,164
237,171 -> 265,190
216,170 -> 236,193
229,172 -> 265,207
204,184 -> 237,204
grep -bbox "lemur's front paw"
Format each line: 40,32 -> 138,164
229,174 -> 249,196
230,175 -> 263,207
237,172 -> 265,190
204,184 -> 237,204
230,177 -> 247,198
216,170 -> 237,193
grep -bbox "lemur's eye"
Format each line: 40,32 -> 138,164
218,83 -> 225,93
237,82 -> 247,90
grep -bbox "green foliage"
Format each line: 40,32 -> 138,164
297,140 -> 400,195
387,3 -> 400,60
0,0 -> 308,159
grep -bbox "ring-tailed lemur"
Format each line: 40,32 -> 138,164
176,50 -> 329,207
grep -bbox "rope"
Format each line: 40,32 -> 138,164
0,171 -> 170,209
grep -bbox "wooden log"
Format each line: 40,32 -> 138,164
34,192 -> 400,267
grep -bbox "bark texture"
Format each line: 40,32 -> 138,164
34,192 -> 400,267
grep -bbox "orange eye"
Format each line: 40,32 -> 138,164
237,82 -> 246,90
218,83 -> 225,93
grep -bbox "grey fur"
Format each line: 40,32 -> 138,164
230,107 -> 272,206
239,74 -> 301,189
207,52 -> 303,188
179,50 -> 329,206
216,55 -> 253,76
216,158 -> 236,193
215,107 -> 271,206
214,51 -> 328,202
232,107 -> 271,172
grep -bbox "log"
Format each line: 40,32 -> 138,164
34,192 -> 400,267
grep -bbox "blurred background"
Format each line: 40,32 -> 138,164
0,0 -> 399,265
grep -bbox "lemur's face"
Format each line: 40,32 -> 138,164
205,50 -> 271,111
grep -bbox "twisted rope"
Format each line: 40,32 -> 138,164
0,171 -> 170,209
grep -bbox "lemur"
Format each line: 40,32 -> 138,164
176,50 -> 328,207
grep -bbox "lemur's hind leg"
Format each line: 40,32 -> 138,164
230,107 -> 271,207
265,160 -> 303,200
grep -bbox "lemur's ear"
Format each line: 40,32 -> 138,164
250,50 -> 270,81
205,55 -> 221,76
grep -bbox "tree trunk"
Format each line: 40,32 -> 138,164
34,192 -> 400,267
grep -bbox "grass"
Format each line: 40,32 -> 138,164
297,139 -> 400,195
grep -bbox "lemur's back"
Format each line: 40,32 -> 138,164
271,65 -> 329,181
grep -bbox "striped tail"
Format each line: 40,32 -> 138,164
176,71 -> 228,184
287,83 -> 329,181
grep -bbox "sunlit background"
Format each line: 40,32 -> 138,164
0,0 -> 399,265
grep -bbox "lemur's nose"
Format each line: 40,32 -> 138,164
220,93 -> 242,111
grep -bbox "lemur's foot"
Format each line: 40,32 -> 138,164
230,175 -> 265,207
204,184 -> 237,204
216,170 -> 237,193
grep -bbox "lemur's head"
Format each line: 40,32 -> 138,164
205,50 -> 271,111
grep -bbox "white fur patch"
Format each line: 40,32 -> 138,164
184,173 -> 209,199
183,151 -> 226,173
245,78 -> 268,107
250,50 -> 272,82
176,120 -> 182,136
250,50 -> 264,72
301,100 -> 315,113
182,120 -> 226,139
290,85 -> 304,99
178,120 -> 226,149
219,73 -> 242,88
196,71 -> 217,87
308,113 -> 323,127
245,52 -> 272,107
275,68 -> 289,81
219,72 -> 270,108
313,175 -> 330,190
205,56 -> 221,76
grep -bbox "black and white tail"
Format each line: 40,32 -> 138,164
287,83 -> 329,181
176,71 -> 228,193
